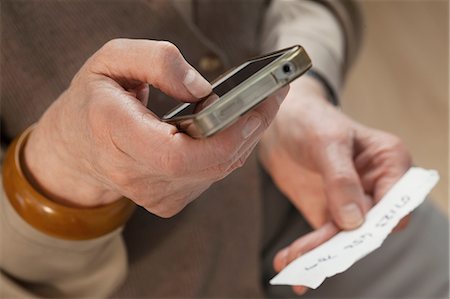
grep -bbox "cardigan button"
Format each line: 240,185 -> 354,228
199,53 -> 222,73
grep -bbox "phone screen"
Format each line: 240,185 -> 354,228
163,52 -> 283,119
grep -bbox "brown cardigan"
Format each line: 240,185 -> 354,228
0,1 -> 361,297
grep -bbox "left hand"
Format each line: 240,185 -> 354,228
259,76 -> 412,295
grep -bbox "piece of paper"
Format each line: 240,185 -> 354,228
269,167 -> 439,288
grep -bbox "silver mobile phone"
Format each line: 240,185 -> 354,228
162,45 -> 312,138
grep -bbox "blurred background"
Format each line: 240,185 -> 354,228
342,0 -> 448,213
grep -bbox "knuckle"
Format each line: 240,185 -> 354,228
102,38 -> 127,53
151,41 -> 183,80
145,196 -> 188,218
212,160 -> 232,177
157,41 -> 181,61
223,157 -> 246,175
378,132 -> 412,165
210,140 -> 257,178
234,155 -> 247,169
212,152 -> 247,180
233,147 -> 253,170
387,134 -> 405,150
328,172 -> 358,187
151,206 -> 181,218
88,38 -> 128,72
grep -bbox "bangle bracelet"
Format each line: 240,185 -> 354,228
2,126 -> 136,240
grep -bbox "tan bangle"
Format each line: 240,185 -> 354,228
2,126 -> 136,240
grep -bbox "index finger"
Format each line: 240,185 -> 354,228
181,86 -> 290,170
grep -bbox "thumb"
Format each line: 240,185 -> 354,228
318,143 -> 370,230
87,39 -> 212,101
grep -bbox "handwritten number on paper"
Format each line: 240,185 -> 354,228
304,255 -> 337,271
376,195 -> 411,227
395,195 -> 411,209
270,169 -> 439,288
343,233 -> 373,249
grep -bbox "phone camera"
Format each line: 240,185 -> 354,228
283,63 -> 293,74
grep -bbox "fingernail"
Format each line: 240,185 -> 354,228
339,203 -> 364,228
242,116 -> 261,139
183,69 -> 212,98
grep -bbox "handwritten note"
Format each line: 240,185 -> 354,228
269,167 -> 439,288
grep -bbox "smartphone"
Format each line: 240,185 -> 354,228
162,45 -> 312,138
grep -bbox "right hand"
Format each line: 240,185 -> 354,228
24,39 -> 288,217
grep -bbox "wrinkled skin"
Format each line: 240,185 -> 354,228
259,76 -> 411,295
25,39 -> 289,218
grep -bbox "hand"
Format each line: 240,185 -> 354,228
259,76 -> 411,295
260,76 -> 412,228
24,39 -> 289,217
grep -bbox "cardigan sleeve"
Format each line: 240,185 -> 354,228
260,0 -> 363,94
0,158 -> 128,298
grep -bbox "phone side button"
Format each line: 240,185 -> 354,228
215,100 -> 242,120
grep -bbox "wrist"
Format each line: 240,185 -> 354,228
289,76 -> 330,103
305,69 -> 340,106
260,76 -> 343,170
24,124 -> 120,208
3,126 -> 135,240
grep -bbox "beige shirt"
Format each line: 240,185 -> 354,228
0,1 -> 359,297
